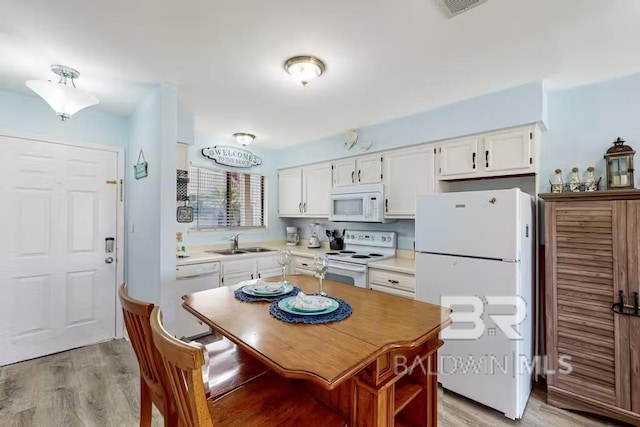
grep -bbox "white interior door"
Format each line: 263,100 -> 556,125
0,135 -> 118,366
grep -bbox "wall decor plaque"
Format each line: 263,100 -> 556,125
201,146 -> 262,168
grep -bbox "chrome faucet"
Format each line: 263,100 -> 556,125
230,234 -> 240,251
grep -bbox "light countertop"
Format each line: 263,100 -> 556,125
368,257 -> 415,275
176,241 -> 329,266
177,240 -> 416,275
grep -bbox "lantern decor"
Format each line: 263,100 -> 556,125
604,137 -> 635,190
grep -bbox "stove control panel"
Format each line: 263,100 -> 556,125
344,231 -> 396,248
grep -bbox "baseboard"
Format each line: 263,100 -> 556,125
547,386 -> 640,425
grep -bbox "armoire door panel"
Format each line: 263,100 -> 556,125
546,200 -> 630,410
626,200 -> 640,414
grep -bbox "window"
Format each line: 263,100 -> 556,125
188,166 -> 265,230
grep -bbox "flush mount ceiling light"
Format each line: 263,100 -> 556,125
284,56 -> 326,86
233,132 -> 256,146
26,64 -> 99,121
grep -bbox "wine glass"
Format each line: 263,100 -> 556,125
277,250 -> 292,284
313,256 -> 329,296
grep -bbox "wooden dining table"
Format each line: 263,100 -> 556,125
182,275 -> 451,427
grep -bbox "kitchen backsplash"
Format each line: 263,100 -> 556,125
283,218 -> 416,250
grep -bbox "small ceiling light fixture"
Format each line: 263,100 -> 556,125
233,132 -> 256,146
284,55 -> 326,86
26,64 -> 99,121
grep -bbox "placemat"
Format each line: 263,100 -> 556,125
269,297 -> 353,324
234,286 -> 300,303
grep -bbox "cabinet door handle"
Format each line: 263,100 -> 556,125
258,273 -> 261,278
302,263 -> 308,267
385,198 -> 388,212
388,279 -> 399,284
351,171 -> 355,183
299,202 -> 302,214
358,170 -> 361,182
472,152 -> 476,169
485,150 -> 489,168
251,273 -> 254,280
303,202 -> 307,212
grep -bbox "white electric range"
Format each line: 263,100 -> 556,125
324,230 -> 397,288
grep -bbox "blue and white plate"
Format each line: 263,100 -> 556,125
242,283 -> 293,297
278,296 -> 340,316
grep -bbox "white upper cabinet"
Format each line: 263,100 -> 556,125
436,125 -> 537,180
384,145 -> 436,218
278,163 -> 332,218
483,128 -> 533,173
356,155 -> 383,184
332,154 -> 382,187
303,162 -> 332,216
278,168 -> 303,216
437,137 -> 479,178
332,159 -> 356,187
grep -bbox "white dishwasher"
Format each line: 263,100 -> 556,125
175,262 -> 220,339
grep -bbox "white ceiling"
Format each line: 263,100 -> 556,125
1,0 -> 640,148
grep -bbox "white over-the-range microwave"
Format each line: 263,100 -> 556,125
329,184 -> 388,223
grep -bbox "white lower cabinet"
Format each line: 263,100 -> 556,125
222,272 -> 254,286
368,268 -> 415,299
221,258 -> 256,286
291,256 -> 314,276
221,255 -> 282,285
257,255 -> 282,279
258,267 -> 282,279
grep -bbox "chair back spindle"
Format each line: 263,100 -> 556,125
150,306 -> 214,427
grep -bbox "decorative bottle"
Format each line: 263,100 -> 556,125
584,167 -> 597,192
569,167 -> 581,192
551,169 -> 563,193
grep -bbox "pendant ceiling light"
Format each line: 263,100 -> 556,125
26,65 -> 99,121
233,132 -> 256,146
284,56 -> 326,86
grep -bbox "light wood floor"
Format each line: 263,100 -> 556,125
0,339 -> 628,427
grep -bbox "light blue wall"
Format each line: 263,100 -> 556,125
0,89 -> 128,147
540,72 -> 640,192
181,135 -> 285,246
275,82 -> 547,249
276,82 -> 546,169
126,88 -> 163,303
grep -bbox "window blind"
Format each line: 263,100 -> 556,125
188,166 -> 265,230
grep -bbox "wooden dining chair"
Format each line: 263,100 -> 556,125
149,306 -> 347,427
118,284 -> 267,426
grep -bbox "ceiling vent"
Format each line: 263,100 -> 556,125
435,0 -> 488,18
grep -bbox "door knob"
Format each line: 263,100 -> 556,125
105,257 -> 114,264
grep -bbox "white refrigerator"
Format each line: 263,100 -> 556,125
415,189 -> 534,420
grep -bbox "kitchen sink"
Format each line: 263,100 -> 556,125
241,247 -> 275,253
205,249 -> 249,256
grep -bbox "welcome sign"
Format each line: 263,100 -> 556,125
201,146 -> 263,168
